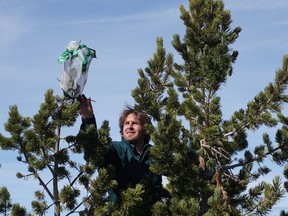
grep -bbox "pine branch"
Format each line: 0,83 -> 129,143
65,194 -> 92,216
200,139 -> 229,161
244,177 -> 285,215
224,60 -> 288,137
221,143 -> 285,172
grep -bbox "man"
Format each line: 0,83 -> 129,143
79,94 -> 162,214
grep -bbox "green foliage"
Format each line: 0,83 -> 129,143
239,176 -> 285,215
59,185 -> 80,210
31,191 -> 48,215
131,0 -> 288,215
169,198 -> 200,216
11,203 -> 27,216
0,187 -> 12,215
117,184 -> 145,216
0,89 -> 113,215
205,188 -> 237,216
83,167 -> 117,215
151,201 -> 169,216
0,187 -> 27,216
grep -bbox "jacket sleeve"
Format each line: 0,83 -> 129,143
79,115 -> 98,162
80,115 -> 97,131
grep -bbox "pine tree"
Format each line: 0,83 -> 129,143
0,90 -> 114,215
132,0 -> 288,215
0,187 -> 12,216
0,187 -> 28,216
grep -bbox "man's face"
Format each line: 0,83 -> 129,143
123,113 -> 145,145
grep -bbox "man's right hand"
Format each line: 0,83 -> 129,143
79,94 -> 94,120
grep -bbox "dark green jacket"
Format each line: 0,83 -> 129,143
81,116 -> 162,206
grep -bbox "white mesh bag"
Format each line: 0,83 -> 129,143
58,41 -> 96,98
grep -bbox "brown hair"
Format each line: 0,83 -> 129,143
119,106 -> 152,144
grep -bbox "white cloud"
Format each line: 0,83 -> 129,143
275,20 -> 288,26
224,0 -> 288,11
50,8 -> 179,26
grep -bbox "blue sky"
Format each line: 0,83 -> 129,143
1,0 -> 288,215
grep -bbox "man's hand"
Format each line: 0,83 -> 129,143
79,94 -> 94,119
